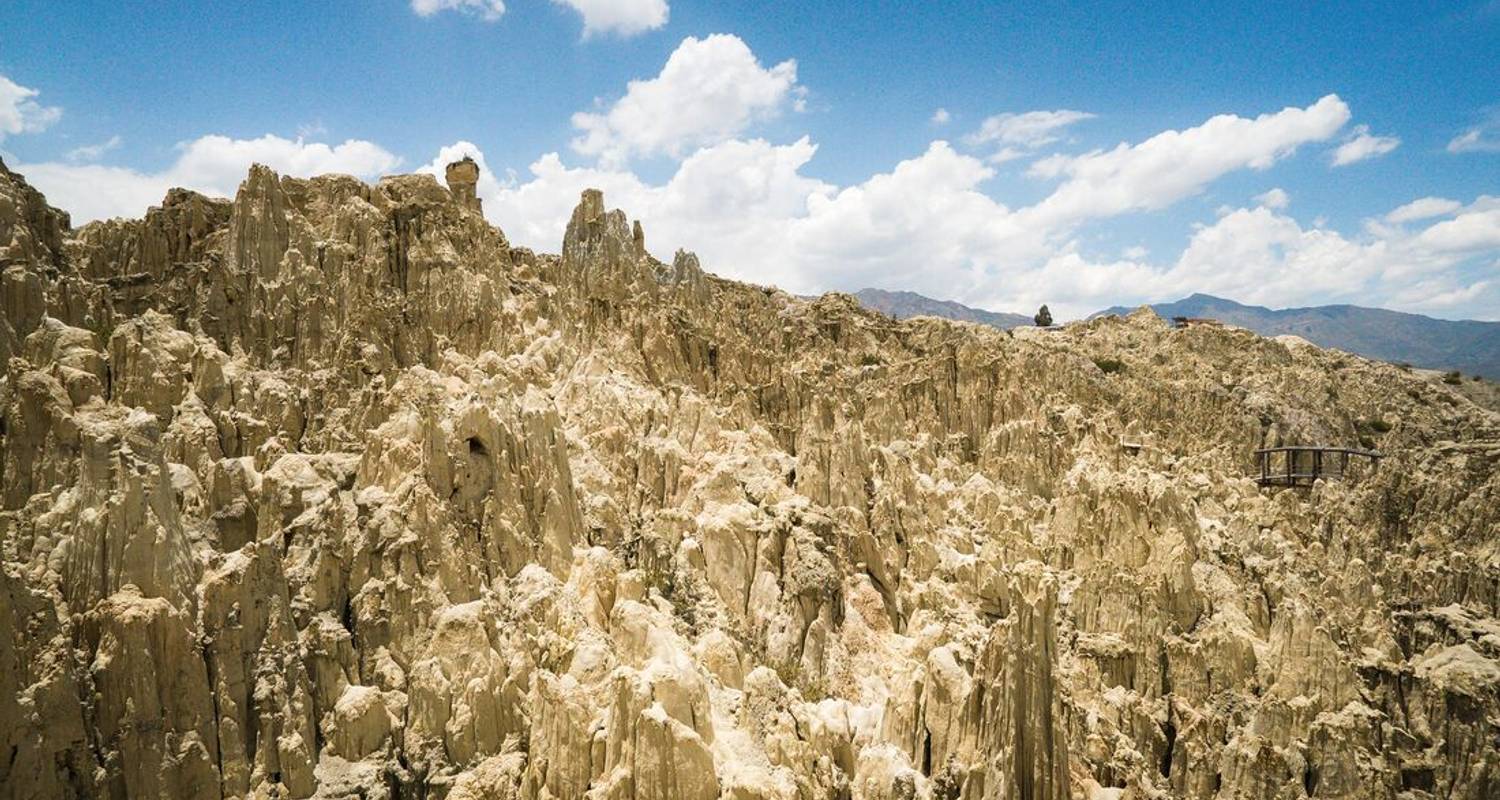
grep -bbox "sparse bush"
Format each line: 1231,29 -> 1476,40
1442,371 -> 1462,385
1093,357 -> 1126,375
769,655 -> 828,701
1396,362 -> 1413,371
859,353 -> 881,366
1359,418 -> 1393,434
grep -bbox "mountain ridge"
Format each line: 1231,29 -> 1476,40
848,286 -> 1500,377
1095,293 -> 1500,376
851,288 -> 1033,329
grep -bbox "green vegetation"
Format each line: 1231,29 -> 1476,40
770,656 -> 829,701
1093,357 -> 1126,375
1443,370 -> 1462,385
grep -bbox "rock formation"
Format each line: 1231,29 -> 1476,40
1,155 -> 1497,799
445,157 -> 482,215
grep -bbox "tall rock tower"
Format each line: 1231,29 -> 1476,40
445,156 -> 482,214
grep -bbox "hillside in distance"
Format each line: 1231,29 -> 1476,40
1098,293 -> 1500,377
852,288 -> 1033,329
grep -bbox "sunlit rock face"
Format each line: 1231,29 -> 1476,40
1,154 -> 1497,800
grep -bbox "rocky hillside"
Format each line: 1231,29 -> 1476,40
1,156 -> 1498,800
1096,293 -> 1500,378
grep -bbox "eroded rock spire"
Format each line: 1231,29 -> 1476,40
444,155 -> 482,213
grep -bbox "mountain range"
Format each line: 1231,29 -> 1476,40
855,289 -> 1500,377
852,288 -> 1034,329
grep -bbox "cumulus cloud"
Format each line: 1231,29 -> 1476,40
1415,205 -> 1500,253
410,0 -> 506,21
0,74 -> 62,142
930,108 -> 951,125
570,34 -> 801,165
418,140 -> 509,207
990,201 -> 1500,318
66,135 -> 123,162
1254,187 -> 1289,209
1385,196 -> 1462,223
552,0 -> 668,37
18,134 -> 400,223
1331,124 -> 1400,166
435,144 -> 1496,321
1022,95 -> 1350,229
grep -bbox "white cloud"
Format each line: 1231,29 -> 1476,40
1331,124 -> 1399,166
964,109 -> 1092,165
1447,129 -> 1500,153
0,74 -> 62,142
418,140 -> 509,208
552,0 -> 668,37
1254,187 -> 1289,209
1022,95 -> 1350,228
1447,115 -> 1500,153
1385,196 -> 1462,224
570,34 -> 801,165
453,137 -> 833,277
968,109 -> 1094,148
410,0 -> 506,21
427,90 -> 1494,320
18,134 -> 400,223
930,108 -> 951,125
66,135 -> 123,162
1415,206 -> 1500,253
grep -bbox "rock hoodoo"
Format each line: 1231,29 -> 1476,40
0,156 -> 1497,799
445,155 -> 482,213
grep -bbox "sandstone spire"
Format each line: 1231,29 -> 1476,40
445,155 -> 482,213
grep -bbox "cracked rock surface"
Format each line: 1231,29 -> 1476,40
1,157 -> 1497,799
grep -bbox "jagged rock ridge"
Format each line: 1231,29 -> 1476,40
1,155 -> 1497,799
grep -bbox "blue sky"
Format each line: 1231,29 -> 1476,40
1,0 -> 1497,319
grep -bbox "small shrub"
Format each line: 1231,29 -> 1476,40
859,353 -> 881,366
770,656 -> 828,701
1359,418 -> 1393,434
1443,371 -> 1462,385
1034,304 -> 1053,327
1093,357 -> 1126,375
1396,362 -> 1413,371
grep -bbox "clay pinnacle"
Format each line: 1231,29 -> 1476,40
444,155 -> 482,214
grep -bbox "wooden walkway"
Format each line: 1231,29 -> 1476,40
1255,446 -> 1382,488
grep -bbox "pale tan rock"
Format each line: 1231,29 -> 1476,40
1,160 -> 1497,800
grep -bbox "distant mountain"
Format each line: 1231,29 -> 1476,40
853,288 -> 1032,329
1095,293 -> 1500,377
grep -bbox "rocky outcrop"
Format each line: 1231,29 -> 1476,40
1,158 -> 1497,799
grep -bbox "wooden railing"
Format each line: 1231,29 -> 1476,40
1254,446 -> 1382,488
